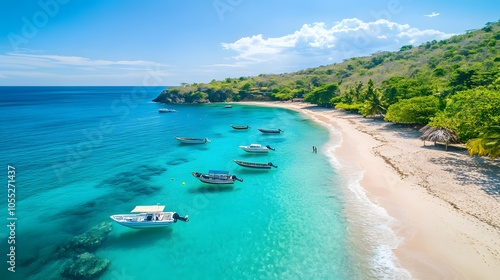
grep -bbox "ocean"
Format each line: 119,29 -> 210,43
0,86 -> 409,279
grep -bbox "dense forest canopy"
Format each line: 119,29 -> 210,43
154,21 -> 500,158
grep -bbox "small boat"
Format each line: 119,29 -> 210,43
175,136 -> 210,144
239,143 -> 275,153
158,108 -> 176,113
258,128 -> 283,134
110,204 -> 188,229
192,170 -> 243,184
224,105 -> 233,108
231,125 -> 250,130
233,160 -> 277,169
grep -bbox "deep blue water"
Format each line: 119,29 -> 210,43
0,86 -> 407,279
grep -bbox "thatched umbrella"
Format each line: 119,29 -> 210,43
419,126 -> 461,150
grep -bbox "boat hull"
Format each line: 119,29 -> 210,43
231,125 -> 250,130
198,177 -> 235,184
192,171 -> 242,184
110,213 -> 175,229
258,128 -> 282,134
239,145 -> 269,153
233,160 -> 275,169
158,109 -> 176,113
175,137 -> 209,144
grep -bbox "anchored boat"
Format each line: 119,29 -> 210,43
233,160 -> 277,169
192,170 -> 243,184
158,108 -> 176,113
110,205 -> 188,229
175,136 -> 210,144
239,143 -> 275,153
231,125 -> 250,130
258,128 -> 283,134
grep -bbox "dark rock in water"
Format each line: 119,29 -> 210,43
102,164 -> 166,190
137,164 -> 167,176
61,252 -> 110,279
57,222 -> 112,257
167,158 -> 189,166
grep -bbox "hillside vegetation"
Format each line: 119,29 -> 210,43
154,21 -> 500,158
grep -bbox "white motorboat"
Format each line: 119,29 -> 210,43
110,205 -> 188,229
239,143 -> 275,153
158,108 -> 176,113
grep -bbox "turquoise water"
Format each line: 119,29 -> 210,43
0,87 -> 404,279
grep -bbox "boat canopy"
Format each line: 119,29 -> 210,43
131,205 -> 165,213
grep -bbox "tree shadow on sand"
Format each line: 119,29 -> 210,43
420,143 -> 468,155
429,156 -> 500,196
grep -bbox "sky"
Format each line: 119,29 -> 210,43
0,0 -> 498,86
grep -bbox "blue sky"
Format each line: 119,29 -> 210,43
0,0 -> 498,86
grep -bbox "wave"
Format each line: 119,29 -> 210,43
320,119 -> 412,279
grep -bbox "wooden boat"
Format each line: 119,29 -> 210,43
175,136 -> 210,144
224,104 -> 233,108
110,205 -> 188,229
158,108 -> 176,113
258,128 -> 283,134
233,160 -> 277,169
239,143 -> 275,153
192,170 -> 243,184
231,125 -> 250,130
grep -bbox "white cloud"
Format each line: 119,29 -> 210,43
0,53 -> 167,69
424,12 -> 440,18
0,52 -> 172,85
221,18 -> 453,68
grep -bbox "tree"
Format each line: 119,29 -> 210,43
273,87 -> 293,100
311,76 -> 322,87
385,95 -> 440,124
304,83 -> 339,106
429,88 -> 500,141
240,82 -> 252,91
400,45 -> 413,51
448,68 -> 477,91
359,80 -> 386,116
466,126 -> 500,159
381,76 -> 405,105
360,88 -> 386,117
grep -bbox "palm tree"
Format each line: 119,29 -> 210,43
466,126 -> 500,159
360,88 -> 386,117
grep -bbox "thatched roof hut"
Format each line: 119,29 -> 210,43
419,125 -> 461,150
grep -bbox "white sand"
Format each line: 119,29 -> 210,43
240,101 -> 500,279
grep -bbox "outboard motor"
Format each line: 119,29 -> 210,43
173,212 -> 189,222
268,162 -> 278,168
231,175 -> 243,182
265,145 -> 275,151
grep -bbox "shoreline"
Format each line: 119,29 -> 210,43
238,101 -> 500,279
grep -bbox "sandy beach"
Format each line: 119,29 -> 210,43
240,101 -> 500,279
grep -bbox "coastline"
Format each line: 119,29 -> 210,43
238,101 -> 500,279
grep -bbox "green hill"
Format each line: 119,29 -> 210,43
153,21 -> 500,156
154,20 -> 499,104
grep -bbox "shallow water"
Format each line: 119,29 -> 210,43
0,86 -> 407,279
